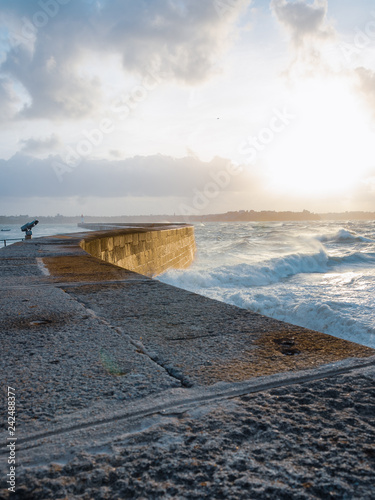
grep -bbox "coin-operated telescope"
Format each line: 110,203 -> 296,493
21,220 -> 39,240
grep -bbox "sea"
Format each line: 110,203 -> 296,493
2,220 -> 374,349
158,221 -> 375,350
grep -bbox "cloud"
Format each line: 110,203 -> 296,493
0,153 -> 249,199
355,66 -> 375,118
0,151 -> 371,215
271,0 -> 333,46
20,134 -> 61,154
97,0 -> 251,83
0,0 -> 251,121
0,77 -> 19,121
0,151 -> 273,215
271,0 -> 335,77
2,42 -> 103,120
271,2 -> 375,121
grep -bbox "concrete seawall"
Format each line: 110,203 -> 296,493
1,224 -> 375,499
78,223 -> 196,277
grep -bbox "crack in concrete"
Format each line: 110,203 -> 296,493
61,288 -> 191,389
167,334 -> 219,341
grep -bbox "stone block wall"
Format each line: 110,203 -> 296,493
80,225 -> 196,277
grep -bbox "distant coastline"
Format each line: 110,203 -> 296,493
2,210 -> 375,224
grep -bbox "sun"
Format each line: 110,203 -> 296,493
265,76 -> 374,197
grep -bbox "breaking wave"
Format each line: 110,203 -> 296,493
316,228 -> 375,244
158,221 -> 375,349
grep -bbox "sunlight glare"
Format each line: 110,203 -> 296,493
266,77 -> 374,196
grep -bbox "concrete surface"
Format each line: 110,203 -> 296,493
1,226 -> 374,499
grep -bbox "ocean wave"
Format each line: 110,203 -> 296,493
159,221 -> 375,349
316,228 -> 375,244
224,292 -> 375,349
160,249 -> 330,289
329,251 -> 375,266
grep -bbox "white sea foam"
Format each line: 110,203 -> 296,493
163,249 -> 330,289
222,289 -> 375,348
158,221 -> 375,349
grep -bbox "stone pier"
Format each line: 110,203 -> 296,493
1,223 -> 374,499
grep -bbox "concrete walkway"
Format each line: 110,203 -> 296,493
1,232 -> 375,499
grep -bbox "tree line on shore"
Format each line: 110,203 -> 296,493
2,210 -> 375,224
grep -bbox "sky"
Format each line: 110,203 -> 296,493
1,0 -> 375,216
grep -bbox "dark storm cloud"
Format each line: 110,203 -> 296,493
0,153 -> 248,198
0,0 -> 250,120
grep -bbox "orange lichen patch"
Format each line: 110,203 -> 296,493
42,255 -> 139,283
193,329 -> 374,385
